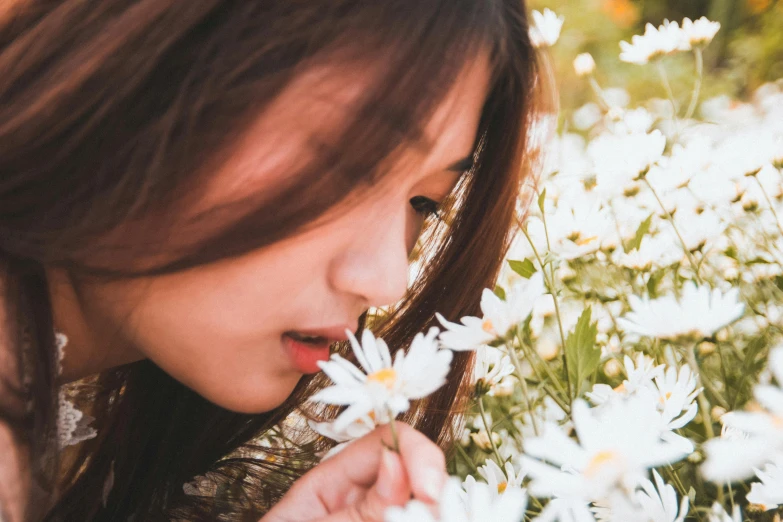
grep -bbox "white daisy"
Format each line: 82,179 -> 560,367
746,455 -> 783,511
702,347 -> 783,482
385,478 -> 527,522
634,470 -> 690,522
311,328 -> 453,431
308,415 -> 375,443
534,498 -> 596,522
529,9 -> 564,48
617,283 -> 745,341
474,459 -> 526,496
520,396 -> 692,502
437,272 -> 545,350
534,199 -> 615,260
308,415 -> 376,459
474,346 -> 516,396
707,503 -> 742,522
588,130 -> 666,196
612,234 -> 683,271
681,17 -> 720,47
701,421 -> 771,483
653,365 -> 701,433
619,21 -> 690,65
385,499 -> 437,522
586,354 -> 665,405
592,470 -> 689,522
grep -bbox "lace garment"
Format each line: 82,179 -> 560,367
55,332 -> 97,449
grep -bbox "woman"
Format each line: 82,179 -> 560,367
0,1 -> 539,520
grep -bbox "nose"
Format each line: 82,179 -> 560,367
327,206 -> 411,309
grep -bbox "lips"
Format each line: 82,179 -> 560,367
281,325 -> 355,374
283,326 -> 354,345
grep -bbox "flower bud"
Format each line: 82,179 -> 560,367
573,53 -> 596,77
604,358 -> 623,378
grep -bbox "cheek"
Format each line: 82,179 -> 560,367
84,263 -> 309,413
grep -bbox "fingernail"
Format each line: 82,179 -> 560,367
375,448 -> 401,500
420,468 -> 446,502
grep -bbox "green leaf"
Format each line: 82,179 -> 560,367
508,258 -> 537,279
493,285 -> 506,300
565,307 -> 600,397
626,214 -> 653,252
537,188 -> 547,215
646,270 -> 665,298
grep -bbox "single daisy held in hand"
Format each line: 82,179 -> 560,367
310,327 -> 453,433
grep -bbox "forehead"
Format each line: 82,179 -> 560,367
199,52 -> 492,205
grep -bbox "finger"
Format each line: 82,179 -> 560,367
320,448 -> 411,522
388,424 -> 448,503
311,423 -> 447,509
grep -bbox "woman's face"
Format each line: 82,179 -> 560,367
48,55 -> 491,413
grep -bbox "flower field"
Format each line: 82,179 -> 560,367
303,5 -> 783,522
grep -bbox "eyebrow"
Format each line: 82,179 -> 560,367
446,155 -> 475,173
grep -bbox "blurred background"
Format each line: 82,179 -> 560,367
531,0 -> 783,117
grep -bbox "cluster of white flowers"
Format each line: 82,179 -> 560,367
453,7 -> 783,521
620,17 -> 720,65
305,7 -> 783,521
702,345 -> 783,511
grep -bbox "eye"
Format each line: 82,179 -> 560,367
409,195 -> 441,219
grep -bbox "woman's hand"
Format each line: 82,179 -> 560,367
261,422 -> 448,522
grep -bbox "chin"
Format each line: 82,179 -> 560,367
198,373 -> 303,414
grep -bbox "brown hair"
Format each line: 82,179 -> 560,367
0,1 -> 540,520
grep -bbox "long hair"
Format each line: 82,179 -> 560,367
0,1 -> 540,520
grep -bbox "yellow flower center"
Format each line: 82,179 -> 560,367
613,382 -> 626,393
576,235 -> 598,246
368,368 -> 397,390
497,482 -> 508,494
585,450 -> 620,478
482,319 -> 494,333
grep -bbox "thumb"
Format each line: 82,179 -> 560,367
325,448 -> 411,522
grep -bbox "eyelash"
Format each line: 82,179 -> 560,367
409,196 -> 442,220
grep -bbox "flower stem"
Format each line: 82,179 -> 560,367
522,213 -> 573,401
387,408 -> 401,453
684,47 -> 704,120
684,344 -> 716,440
478,397 -> 504,468
642,177 -> 704,284
656,59 -> 679,122
752,174 -> 783,237
516,334 -> 570,414
507,344 -> 540,436
455,440 -> 479,474
588,76 -> 611,112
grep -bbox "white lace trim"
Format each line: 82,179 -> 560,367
54,331 -> 97,449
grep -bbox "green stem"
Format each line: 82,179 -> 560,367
478,397 -> 504,467
455,440 -> 479,474
656,59 -> 679,121
547,263 -> 571,399
752,174 -> 783,237
684,48 -> 704,120
588,76 -> 611,112
526,199 -> 574,401
507,344 -> 540,436
642,177 -> 704,284
517,335 -> 570,414
684,344 -> 716,440
387,408 -> 401,453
